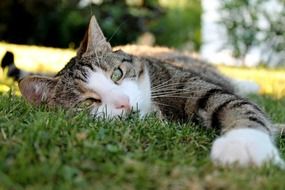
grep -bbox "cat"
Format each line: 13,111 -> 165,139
18,16 -> 284,168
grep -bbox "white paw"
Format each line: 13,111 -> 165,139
211,128 -> 285,168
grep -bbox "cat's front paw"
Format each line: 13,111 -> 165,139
210,128 -> 284,168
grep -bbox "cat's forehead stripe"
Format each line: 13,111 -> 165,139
82,62 -> 96,71
121,57 -> 133,63
97,62 -> 109,71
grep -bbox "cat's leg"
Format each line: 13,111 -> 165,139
211,128 -> 284,167
184,79 -> 284,167
208,101 -> 284,167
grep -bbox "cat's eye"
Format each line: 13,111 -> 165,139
111,67 -> 123,82
80,97 -> 101,108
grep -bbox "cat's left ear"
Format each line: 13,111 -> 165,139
77,15 -> 112,58
18,76 -> 58,106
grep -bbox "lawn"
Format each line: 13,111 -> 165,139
1,43 -> 285,190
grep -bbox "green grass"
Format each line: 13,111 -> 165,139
1,92 -> 285,190
1,42 -> 285,189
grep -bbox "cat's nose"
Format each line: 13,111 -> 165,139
114,96 -> 131,111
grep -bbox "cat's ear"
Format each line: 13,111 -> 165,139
77,15 -> 112,58
18,76 -> 58,106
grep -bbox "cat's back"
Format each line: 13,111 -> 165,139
114,44 -> 199,65
115,45 -> 235,93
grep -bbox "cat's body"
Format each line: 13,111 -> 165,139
19,16 -> 284,168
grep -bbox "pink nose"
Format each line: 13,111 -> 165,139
114,96 -> 131,111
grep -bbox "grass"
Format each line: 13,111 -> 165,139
1,42 -> 285,189
1,93 -> 285,190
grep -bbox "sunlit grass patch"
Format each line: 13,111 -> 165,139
218,66 -> 285,98
0,42 -> 76,94
0,84 -> 10,92
0,42 -> 75,73
0,67 -> 19,94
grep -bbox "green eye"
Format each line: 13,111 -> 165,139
79,98 -> 101,108
111,67 -> 123,82
79,99 -> 94,108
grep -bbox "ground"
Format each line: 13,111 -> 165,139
1,43 -> 285,190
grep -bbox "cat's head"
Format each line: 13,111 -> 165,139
19,16 -> 152,118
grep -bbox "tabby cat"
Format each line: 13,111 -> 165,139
19,16 -> 284,167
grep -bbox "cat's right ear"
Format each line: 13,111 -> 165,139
77,15 -> 112,58
18,76 -> 58,106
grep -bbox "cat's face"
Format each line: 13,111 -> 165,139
18,16 -> 152,118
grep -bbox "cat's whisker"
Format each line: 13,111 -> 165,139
151,86 -> 184,91
152,94 -> 190,98
151,94 -> 203,99
152,101 -> 177,108
151,92 -> 191,97
152,94 -> 192,98
151,81 -> 175,89
151,87 -> 186,93
152,87 -> 209,92
151,89 -> 202,96
107,21 -> 126,43
151,81 -> 183,90
152,89 -> 193,94
151,95 -> 195,99
151,83 -> 194,91
151,77 -> 180,89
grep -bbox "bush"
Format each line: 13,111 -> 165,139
0,0 -> 202,50
149,0 -> 202,50
219,0 -> 285,66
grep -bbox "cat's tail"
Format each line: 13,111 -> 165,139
231,79 -> 260,95
1,51 -> 29,81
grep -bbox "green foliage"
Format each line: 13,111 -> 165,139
219,0 -> 285,66
0,0 -> 202,50
149,0 -> 202,50
1,93 -> 285,189
262,4 -> 285,65
219,0 -> 264,64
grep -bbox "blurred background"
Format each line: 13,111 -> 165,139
0,0 -> 201,50
1,0 -> 285,96
1,0 -> 285,66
